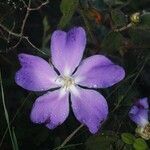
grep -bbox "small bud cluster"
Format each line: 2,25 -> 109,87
136,123 -> 150,140
130,12 -> 141,24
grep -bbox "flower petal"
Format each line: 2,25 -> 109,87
129,97 -> 149,127
74,55 -> 125,88
15,54 -> 58,91
30,90 -> 69,129
71,87 -> 108,134
51,27 -> 86,75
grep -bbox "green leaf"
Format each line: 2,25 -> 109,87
85,131 -> 118,150
121,133 -> 135,144
103,0 -> 127,6
43,17 -> 50,32
101,31 -> 124,53
111,9 -> 126,27
133,138 -> 148,150
129,28 -> 150,47
12,127 -> 19,150
58,0 -> 79,28
140,13 -> 150,28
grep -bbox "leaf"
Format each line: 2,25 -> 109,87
121,133 -> 135,145
129,28 -> 150,47
12,127 -> 19,150
103,0 -> 127,6
85,131 -> 118,150
140,13 -> 150,28
43,17 -> 50,32
101,31 -> 124,53
111,9 -> 126,27
133,138 -> 148,150
58,0 -> 79,28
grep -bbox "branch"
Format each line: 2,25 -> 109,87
54,124 -> 84,150
0,0 -> 49,54
27,0 -> 49,11
113,23 -> 132,32
0,24 -> 22,38
10,0 -> 31,49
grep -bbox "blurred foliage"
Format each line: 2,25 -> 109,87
0,0 -> 150,150
58,0 -> 79,28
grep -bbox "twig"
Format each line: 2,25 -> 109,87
0,23 -> 22,38
52,143 -> 83,150
0,23 -> 46,55
27,0 -> 49,11
55,124 -> 84,150
0,0 -> 50,54
21,0 -> 31,32
25,36 -> 47,55
10,0 -> 31,50
111,57 -> 148,112
20,0 -> 28,8
113,23 -> 132,32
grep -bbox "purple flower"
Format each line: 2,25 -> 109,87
15,27 -> 125,133
129,97 -> 149,127
129,98 -> 150,140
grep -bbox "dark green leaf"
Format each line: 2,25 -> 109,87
121,133 -> 135,144
140,13 -> 150,28
111,9 -> 126,27
58,0 -> 79,28
103,0 -> 127,6
133,138 -> 148,150
129,28 -> 150,47
12,127 -> 19,150
43,17 -> 50,32
85,131 -> 118,150
101,31 -> 124,53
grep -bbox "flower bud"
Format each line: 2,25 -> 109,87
136,123 -> 150,140
130,12 -> 140,24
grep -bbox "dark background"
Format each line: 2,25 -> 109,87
0,0 -> 150,149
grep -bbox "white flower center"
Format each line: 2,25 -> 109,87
56,75 -> 75,91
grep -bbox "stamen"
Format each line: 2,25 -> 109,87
55,75 -> 75,91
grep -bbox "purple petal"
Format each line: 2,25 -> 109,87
71,87 -> 108,134
74,55 -> 125,88
51,27 -> 86,75
30,90 -> 69,129
15,54 -> 58,91
129,97 -> 149,127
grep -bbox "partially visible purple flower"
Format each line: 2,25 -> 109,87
129,97 -> 150,140
129,97 -> 149,127
15,27 -> 125,134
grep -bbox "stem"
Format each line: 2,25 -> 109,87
113,23 -> 132,32
0,92 -> 33,148
0,69 -> 16,150
56,124 -> 84,150
111,58 -> 148,112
